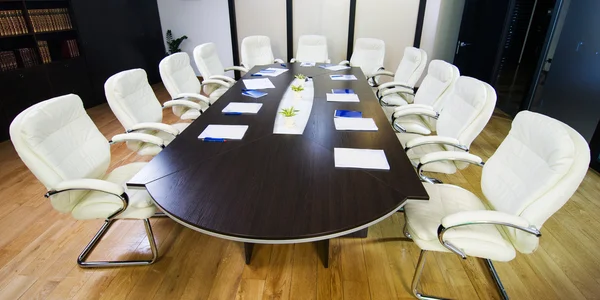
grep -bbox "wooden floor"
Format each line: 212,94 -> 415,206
0,84 -> 599,300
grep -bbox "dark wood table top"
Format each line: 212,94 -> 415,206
129,64 -> 428,242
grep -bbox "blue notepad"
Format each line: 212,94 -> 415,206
242,89 -> 268,98
258,69 -> 276,73
334,110 -> 362,118
318,64 -> 336,69
332,89 -> 355,94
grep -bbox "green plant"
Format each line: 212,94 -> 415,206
291,85 -> 304,92
166,30 -> 188,55
295,74 -> 307,80
279,107 -> 299,117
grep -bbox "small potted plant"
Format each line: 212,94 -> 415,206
279,106 -> 299,128
294,74 -> 307,87
291,84 -> 304,99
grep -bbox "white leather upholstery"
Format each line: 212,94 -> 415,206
405,111 -> 590,261
293,35 -> 330,63
398,76 -> 497,174
349,38 -> 385,78
193,43 -> 235,100
378,47 -> 427,107
9,94 -> 156,220
159,53 -> 206,116
105,68 -> 189,156
390,60 -> 460,131
241,35 -> 278,69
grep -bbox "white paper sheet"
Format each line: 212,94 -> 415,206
300,62 -> 316,67
326,93 -> 360,102
324,65 -> 351,71
334,118 -> 378,131
254,68 -> 289,77
198,125 -> 249,140
334,148 -> 390,170
243,78 -> 276,89
330,74 -> 357,81
222,103 -> 263,114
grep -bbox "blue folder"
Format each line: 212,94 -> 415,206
332,89 -> 355,94
334,110 -> 362,118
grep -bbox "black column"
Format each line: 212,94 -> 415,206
413,0 -> 428,47
227,0 -> 241,79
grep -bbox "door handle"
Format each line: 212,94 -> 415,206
459,42 -> 471,47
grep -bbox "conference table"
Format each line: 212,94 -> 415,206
128,63 -> 429,267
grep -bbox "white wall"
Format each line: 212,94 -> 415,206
420,0 -> 465,63
235,0 -> 287,61
157,0 -> 233,77
355,0 -> 420,71
293,0 -> 350,64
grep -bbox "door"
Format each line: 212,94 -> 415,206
529,0 -> 600,142
453,0 -> 513,83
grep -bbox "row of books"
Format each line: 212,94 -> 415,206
30,8 -> 73,33
62,39 -> 79,58
0,48 -> 40,72
0,10 -> 28,36
38,40 -> 51,64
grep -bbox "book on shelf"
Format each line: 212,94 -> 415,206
29,8 -> 73,33
37,40 -> 52,64
0,10 -> 29,36
17,48 -> 39,68
0,51 -> 18,72
63,39 -> 80,58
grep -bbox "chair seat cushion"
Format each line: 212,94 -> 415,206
179,109 -> 201,120
71,162 -> 156,220
405,183 -> 516,261
397,133 -> 457,174
209,87 -> 229,103
394,115 -> 432,135
381,93 -> 410,106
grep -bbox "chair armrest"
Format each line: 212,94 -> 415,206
371,70 -> 395,78
224,66 -> 249,73
45,179 -> 128,220
416,152 -> 483,183
201,79 -> 231,89
338,60 -> 350,66
405,136 -> 466,152
382,87 -> 415,98
110,133 -> 166,148
176,93 -> 211,105
392,107 -> 439,121
290,58 -> 297,63
163,99 -> 203,112
378,81 -> 413,91
128,122 -> 179,136
209,75 -> 236,83
394,104 -> 435,112
437,210 -> 541,258
274,58 -> 284,63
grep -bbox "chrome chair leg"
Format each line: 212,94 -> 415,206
403,222 -> 412,240
412,250 -> 450,300
77,218 -> 158,268
485,259 -> 509,300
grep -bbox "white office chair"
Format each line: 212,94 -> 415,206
387,60 -> 460,134
339,38 -> 385,86
240,35 -> 284,70
371,47 -> 427,105
193,42 -> 248,101
10,94 -> 160,268
159,52 -> 214,114
396,76 -> 496,179
105,68 -> 193,156
404,111 -> 590,300
290,35 -> 330,64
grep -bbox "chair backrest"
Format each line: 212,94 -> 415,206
104,68 -> 164,130
349,38 -> 385,77
295,35 -> 329,63
159,52 -> 201,99
414,60 -> 460,109
436,76 -> 496,150
9,94 -> 110,213
193,42 -> 226,79
481,111 -> 590,254
394,47 -> 428,88
241,35 -> 275,69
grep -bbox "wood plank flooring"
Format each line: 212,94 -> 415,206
0,83 -> 599,299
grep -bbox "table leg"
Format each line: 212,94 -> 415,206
244,242 -> 254,265
317,239 -> 329,268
